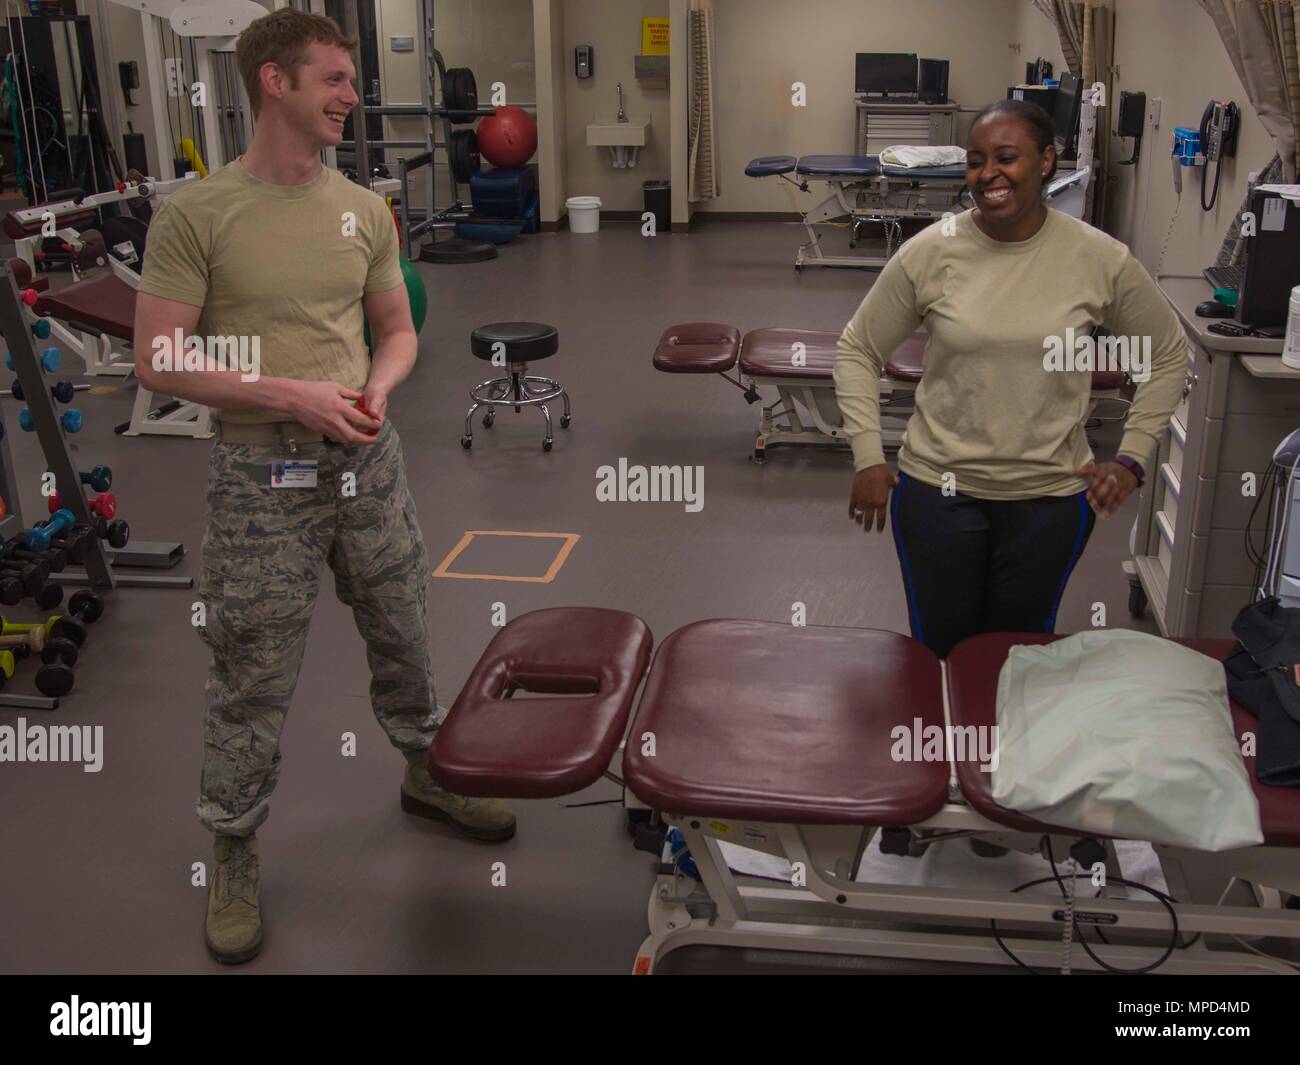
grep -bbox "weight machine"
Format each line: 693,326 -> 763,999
317,0 -> 537,261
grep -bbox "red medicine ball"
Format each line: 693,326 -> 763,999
477,106 -> 538,168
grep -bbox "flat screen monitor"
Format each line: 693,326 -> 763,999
855,53 -> 918,96
1052,70 -> 1082,157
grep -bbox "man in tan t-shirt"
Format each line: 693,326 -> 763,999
135,9 -> 514,966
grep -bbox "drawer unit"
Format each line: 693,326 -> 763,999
1168,416 -> 1186,483
1155,510 -> 1175,580
1158,462 -> 1180,533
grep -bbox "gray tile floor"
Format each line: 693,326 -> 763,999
0,221 -> 1158,973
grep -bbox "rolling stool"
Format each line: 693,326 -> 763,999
462,322 -> 571,451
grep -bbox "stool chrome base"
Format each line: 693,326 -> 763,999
462,363 -> 571,451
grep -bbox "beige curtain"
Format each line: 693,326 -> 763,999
1198,0 -> 1300,182
688,0 -> 720,201
1033,1 -> 1115,224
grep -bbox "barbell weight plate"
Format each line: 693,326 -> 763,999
444,67 -> 478,123
449,128 -> 481,186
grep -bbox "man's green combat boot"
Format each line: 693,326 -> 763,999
401,755 -> 516,842
205,834 -> 263,964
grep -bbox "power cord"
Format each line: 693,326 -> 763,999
988,836 -> 1181,974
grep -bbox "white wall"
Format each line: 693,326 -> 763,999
561,0 -> 671,212
1011,0 -> 1066,86
693,0 -> 1018,214
534,0 -> 567,222
1103,0 -> 1272,276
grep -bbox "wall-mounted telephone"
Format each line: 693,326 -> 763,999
1199,99 -> 1239,210
1117,90 -> 1146,165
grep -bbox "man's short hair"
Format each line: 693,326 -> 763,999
236,8 -> 358,117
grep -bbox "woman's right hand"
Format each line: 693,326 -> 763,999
848,464 -> 898,533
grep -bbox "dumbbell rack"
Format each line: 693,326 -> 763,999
0,261 -> 191,593
0,264 -> 116,708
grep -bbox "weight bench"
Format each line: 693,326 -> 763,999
653,322 -> 1126,462
5,258 -> 211,440
431,607 -> 1300,974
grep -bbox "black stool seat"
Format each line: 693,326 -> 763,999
471,322 -> 558,363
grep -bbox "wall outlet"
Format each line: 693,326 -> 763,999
1147,97 -> 1162,129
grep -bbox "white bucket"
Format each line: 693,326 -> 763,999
567,195 -> 602,233
1284,285 -> 1300,370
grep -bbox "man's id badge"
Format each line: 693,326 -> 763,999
270,460 -> 319,488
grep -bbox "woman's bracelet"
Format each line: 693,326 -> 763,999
1113,455 -> 1145,487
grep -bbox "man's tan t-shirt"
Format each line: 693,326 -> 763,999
834,208 -> 1188,500
136,160 -> 403,424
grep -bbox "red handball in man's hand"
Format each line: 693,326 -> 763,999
354,396 -> 382,434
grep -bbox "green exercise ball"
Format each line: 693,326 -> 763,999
365,255 -> 427,355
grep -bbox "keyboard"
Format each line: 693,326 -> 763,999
1203,264 -> 1245,292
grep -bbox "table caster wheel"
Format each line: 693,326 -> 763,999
1128,581 -> 1147,618
460,435 -> 473,450
543,439 -> 553,452
483,411 -> 495,428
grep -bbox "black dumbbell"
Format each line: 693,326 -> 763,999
44,524 -> 93,566
27,581 -> 62,611
85,516 -> 129,549
4,539 -> 66,572
0,574 -> 22,606
35,655 -> 74,697
0,556 -> 49,596
40,635 -> 78,669
49,589 -> 103,647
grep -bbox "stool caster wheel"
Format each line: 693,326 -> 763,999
753,448 -> 766,464
482,411 -> 495,429
560,414 -> 571,429
542,439 -> 553,452
460,435 -> 473,450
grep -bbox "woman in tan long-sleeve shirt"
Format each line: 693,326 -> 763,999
834,99 -> 1186,658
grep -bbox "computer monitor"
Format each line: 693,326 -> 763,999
855,53 -> 918,96
1052,71 -> 1082,159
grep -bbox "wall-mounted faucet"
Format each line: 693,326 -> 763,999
617,82 -> 628,123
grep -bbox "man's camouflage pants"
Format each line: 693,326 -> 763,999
195,421 -> 438,836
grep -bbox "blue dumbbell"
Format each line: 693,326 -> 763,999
15,379 -> 74,403
5,348 -> 59,372
25,508 -> 75,551
32,320 -> 50,340
20,409 -> 80,433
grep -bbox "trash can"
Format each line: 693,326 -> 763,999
643,180 -> 671,233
